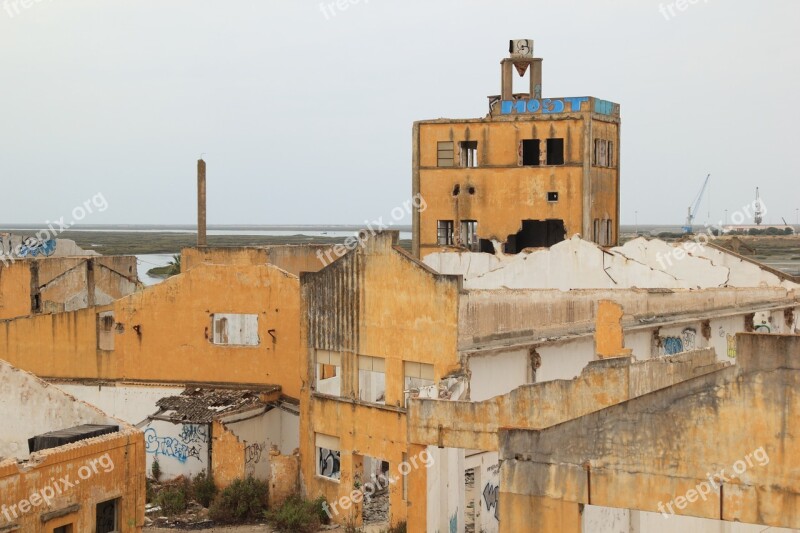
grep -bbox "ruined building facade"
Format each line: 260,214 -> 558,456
413,40 -> 621,258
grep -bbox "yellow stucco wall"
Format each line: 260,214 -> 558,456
211,420 -> 246,489
0,430 -> 145,532
414,114 -> 620,257
300,233 -> 460,529
0,261 -> 32,319
0,263 -> 304,399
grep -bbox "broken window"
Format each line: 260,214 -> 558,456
546,138 -> 564,165
594,139 -> 614,167
504,220 -> 566,253
547,192 -> 558,202
97,311 -> 115,351
404,361 -> 435,407
460,220 -> 479,251
315,350 -> 342,397
212,314 -> 259,346
437,220 -> 454,246
437,141 -> 454,167
316,433 -> 341,481
520,139 -> 540,166
96,498 -> 119,533
459,141 -> 478,168
358,355 -> 386,405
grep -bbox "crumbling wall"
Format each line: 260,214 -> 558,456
268,446 -> 299,508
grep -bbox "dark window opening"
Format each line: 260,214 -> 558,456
547,192 -> 559,202
593,219 -> 600,244
96,498 -> 119,533
459,141 -> 478,168
437,141 -> 454,167
54,526 -> 74,533
504,220 -> 566,253
459,220 -> 479,251
479,239 -> 495,254
521,139 -> 540,166
437,220 -> 454,246
546,138 -> 564,165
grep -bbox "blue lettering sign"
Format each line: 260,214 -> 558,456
500,96 -> 604,115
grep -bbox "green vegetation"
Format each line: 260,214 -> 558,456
265,495 -> 329,532
147,254 -> 181,278
208,476 -> 268,524
191,470 -> 217,508
156,479 -> 190,516
150,458 -> 161,481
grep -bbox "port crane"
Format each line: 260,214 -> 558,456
682,173 -> 711,234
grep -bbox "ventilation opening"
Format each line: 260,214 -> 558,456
504,220 -> 566,253
521,139 -> 540,166
452,184 -> 461,196
546,138 -> 564,165
547,191 -> 558,202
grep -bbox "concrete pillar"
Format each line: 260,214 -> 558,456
501,60 -> 514,100
530,59 -> 543,99
197,159 -> 207,247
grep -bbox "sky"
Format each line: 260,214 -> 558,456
0,0 -> 798,227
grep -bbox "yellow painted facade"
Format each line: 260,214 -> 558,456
0,262 -> 304,399
0,430 -> 145,532
299,232 -> 460,529
412,47 -> 621,259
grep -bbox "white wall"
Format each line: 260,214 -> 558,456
57,383 -> 184,424
0,362 -> 120,460
584,506 -> 800,532
468,349 -> 528,402
142,419 -> 210,481
465,452 -> 499,533
427,446 -> 464,533
222,405 -> 300,480
537,339 -> 596,383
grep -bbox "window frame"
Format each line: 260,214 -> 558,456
437,220 -> 454,246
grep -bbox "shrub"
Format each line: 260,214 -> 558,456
265,495 -> 329,533
156,480 -> 189,516
381,523 -> 408,533
208,477 -> 268,524
145,478 -> 155,504
151,458 -> 161,481
191,470 -> 217,508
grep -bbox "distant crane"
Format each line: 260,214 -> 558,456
754,187 -> 763,225
682,173 -> 711,234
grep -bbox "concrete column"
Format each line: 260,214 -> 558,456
530,59 -> 543,99
197,159 -> 207,247
501,60 -> 514,100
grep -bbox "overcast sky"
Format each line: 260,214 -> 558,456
1,0 -> 798,227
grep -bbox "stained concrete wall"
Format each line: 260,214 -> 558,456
183,245 -> 330,276
300,232 -> 461,529
409,349 -> 725,452
0,359 -> 121,460
55,382 -> 185,424
0,262 -> 303,399
497,334 -> 800,531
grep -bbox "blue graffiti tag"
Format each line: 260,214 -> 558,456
662,336 -> 684,355
145,427 -> 201,463
18,238 -> 56,258
449,509 -> 457,533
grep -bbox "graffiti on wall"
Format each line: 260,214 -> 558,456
727,334 -> 737,358
449,509 -> 458,533
483,482 -> 499,521
319,448 -> 340,479
18,237 -> 56,258
179,424 -> 209,444
245,442 -> 266,465
145,423 -> 208,464
660,327 -> 698,356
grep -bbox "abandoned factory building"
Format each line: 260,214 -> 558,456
0,40 -> 799,533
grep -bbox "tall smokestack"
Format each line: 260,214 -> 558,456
197,159 -> 207,247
